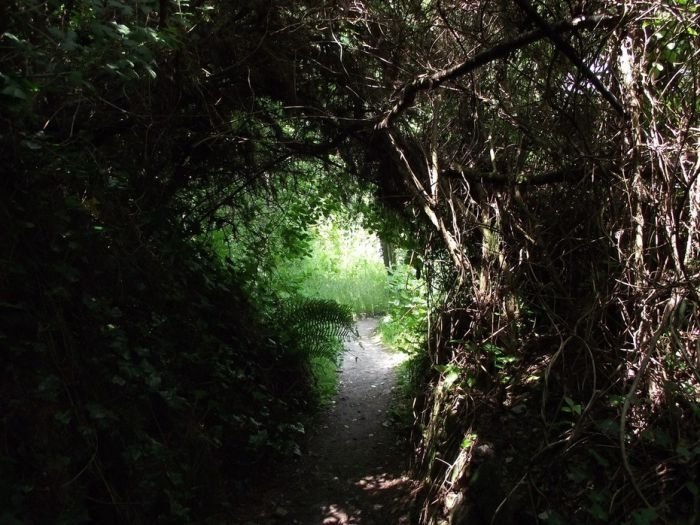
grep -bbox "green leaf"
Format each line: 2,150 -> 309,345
1,32 -> 22,43
460,432 -> 477,449
443,369 -> 459,389
562,396 -> 582,415
1,84 -> 26,100
629,508 -> 658,525
21,140 -> 41,150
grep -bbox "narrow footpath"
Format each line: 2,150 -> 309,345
239,318 -> 415,525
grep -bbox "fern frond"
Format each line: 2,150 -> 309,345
279,298 -> 356,359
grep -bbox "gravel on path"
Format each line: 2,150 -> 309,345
239,318 -> 415,525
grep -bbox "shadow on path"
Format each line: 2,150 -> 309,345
239,318 -> 415,525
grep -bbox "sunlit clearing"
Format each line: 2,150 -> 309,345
313,216 -> 384,273
279,213 -> 392,316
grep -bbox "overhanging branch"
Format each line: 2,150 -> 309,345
443,166 -> 587,186
514,0 -> 625,115
375,14 -> 618,129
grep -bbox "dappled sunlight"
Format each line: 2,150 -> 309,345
355,471 -> 412,492
348,327 -> 409,373
321,504 -> 355,525
236,318 -> 415,524
316,472 -> 414,525
364,330 -> 409,366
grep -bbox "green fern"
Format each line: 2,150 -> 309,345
280,298 -> 356,360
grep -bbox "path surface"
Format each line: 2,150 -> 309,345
239,318 -> 415,525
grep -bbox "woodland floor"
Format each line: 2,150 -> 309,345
237,318 -> 416,525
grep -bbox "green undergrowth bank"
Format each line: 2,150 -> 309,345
272,216 -> 432,410
0,184 -> 347,523
272,217 -> 389,404
377,264 -> 432,436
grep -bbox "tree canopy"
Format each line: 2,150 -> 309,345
2,0 -> 698,523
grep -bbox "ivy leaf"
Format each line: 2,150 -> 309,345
1,84 -> 26,100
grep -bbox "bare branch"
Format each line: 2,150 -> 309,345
442,166 -> 587,186
375,15 -> 618,129
514,0 -> 625,115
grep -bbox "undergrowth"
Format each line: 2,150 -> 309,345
278,216 -> 392,316
272,216 -> 395,403
0,181 -> 320,523
387,353 -> 431,439
375,263 -> 431,445
378,263 -> 428,355
309,356 -> 342,406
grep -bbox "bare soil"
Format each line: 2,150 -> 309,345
238,318 -> 415,525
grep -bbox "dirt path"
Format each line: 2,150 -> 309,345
239,318 -> 415,525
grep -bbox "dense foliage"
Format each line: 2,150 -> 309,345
276,216 -> 392,315
2,0 -> 699,523
0,2 -> 360,522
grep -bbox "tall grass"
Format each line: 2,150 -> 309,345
274,215 -> 430,408
278,217 -> 391,316
272,216 -> 390,404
